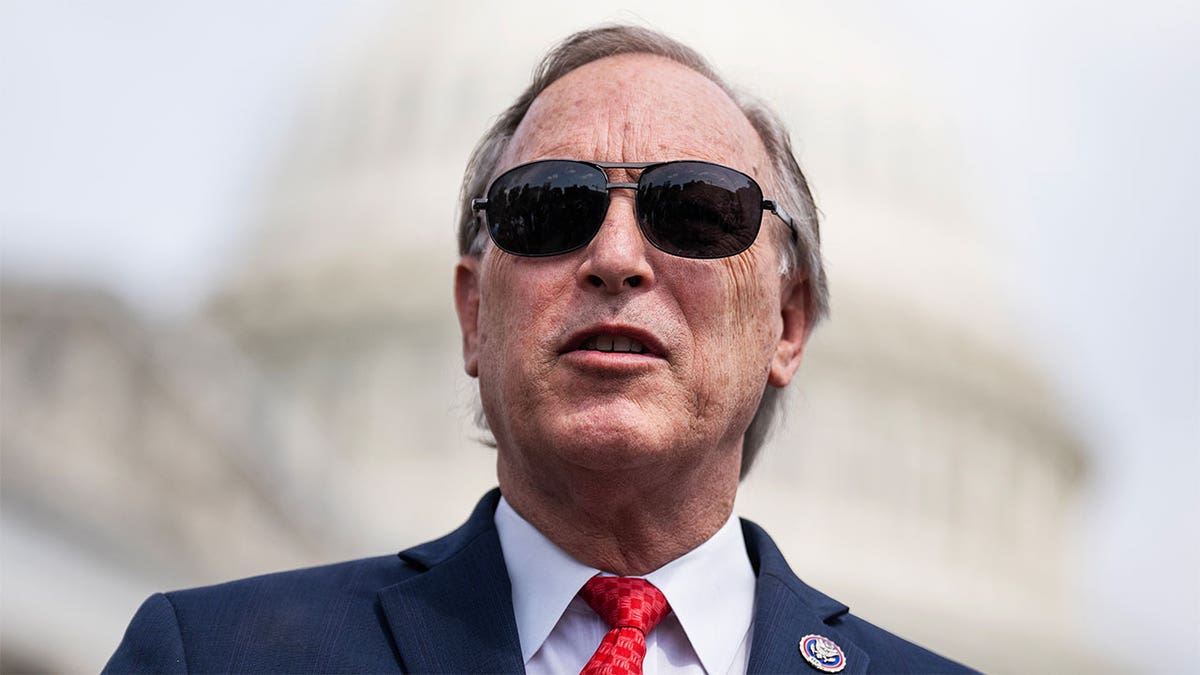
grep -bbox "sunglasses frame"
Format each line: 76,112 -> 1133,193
471,159 -> 799,259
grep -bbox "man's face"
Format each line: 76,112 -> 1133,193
455,54 -> 809,485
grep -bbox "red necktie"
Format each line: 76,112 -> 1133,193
578,576 -> 671,675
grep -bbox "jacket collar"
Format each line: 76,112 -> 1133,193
377,491 -> 871,674
377,489 -> 525,674
743,519 -> 871,674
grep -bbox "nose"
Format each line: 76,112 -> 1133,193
577,192 -> 655,293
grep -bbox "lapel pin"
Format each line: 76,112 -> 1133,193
799,634 -> 846,673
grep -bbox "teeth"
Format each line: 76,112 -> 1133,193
580,334 -> 648,354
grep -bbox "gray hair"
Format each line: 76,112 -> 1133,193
457,24 -> 828,478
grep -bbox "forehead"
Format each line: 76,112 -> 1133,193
504,54 -> 770,177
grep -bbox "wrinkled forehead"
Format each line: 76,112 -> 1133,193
503,54 -> 771,181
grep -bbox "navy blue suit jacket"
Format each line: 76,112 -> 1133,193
105,490 -> 972,673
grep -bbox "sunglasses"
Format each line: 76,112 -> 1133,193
471,159 -> 798,259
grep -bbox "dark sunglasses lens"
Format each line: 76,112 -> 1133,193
637,162 -> 764,258
485,161 -> 608,256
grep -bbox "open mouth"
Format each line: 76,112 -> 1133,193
576,334 -> 649,354
562,325 -> 667,360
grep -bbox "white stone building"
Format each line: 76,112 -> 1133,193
1,5 -> 1099,671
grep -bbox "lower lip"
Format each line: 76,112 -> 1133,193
560,349 -> 665,373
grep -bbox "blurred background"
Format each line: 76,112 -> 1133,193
1,1 -> 1196,672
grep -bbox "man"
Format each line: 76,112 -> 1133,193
106,25 -> 972,674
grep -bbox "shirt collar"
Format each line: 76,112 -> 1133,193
643,508 -> 756,675
494,496 -> 756,674
495,497 -> 601,664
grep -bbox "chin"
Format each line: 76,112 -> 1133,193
545,410 -> 680,469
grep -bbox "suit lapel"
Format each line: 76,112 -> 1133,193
743,520 -> 870,675
377,490 -> 524,674
376,493 -> 872,674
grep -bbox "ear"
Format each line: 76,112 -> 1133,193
767,276 -> 812,387
454,256 -> 482,378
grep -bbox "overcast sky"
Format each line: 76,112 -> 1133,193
893,5 -> 1197,666
2,1 -> 1196,669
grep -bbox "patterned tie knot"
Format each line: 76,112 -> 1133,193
580,576 -> 670,635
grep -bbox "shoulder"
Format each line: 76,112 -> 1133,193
167,553 -> 414,613
104,555 -> 418,674
828,613 -> 977,674
740,518 -> 977,674
105,492 -> 507,674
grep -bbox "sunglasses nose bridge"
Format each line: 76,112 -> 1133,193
600,181 -> 640,226
606,181 -> 639,190
596,186 -> 640,239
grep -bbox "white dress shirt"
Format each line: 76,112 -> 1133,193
494,497 -> 757,675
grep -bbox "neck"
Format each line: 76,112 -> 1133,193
497,447 -> 742,576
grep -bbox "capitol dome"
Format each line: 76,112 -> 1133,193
208,4 -> 1093,670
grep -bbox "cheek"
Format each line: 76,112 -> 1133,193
476,256 -> 566,379
672,252 -> 781,391
476,256 -> 515,350
664,253 -> 780,435
719,250 -> 783,355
